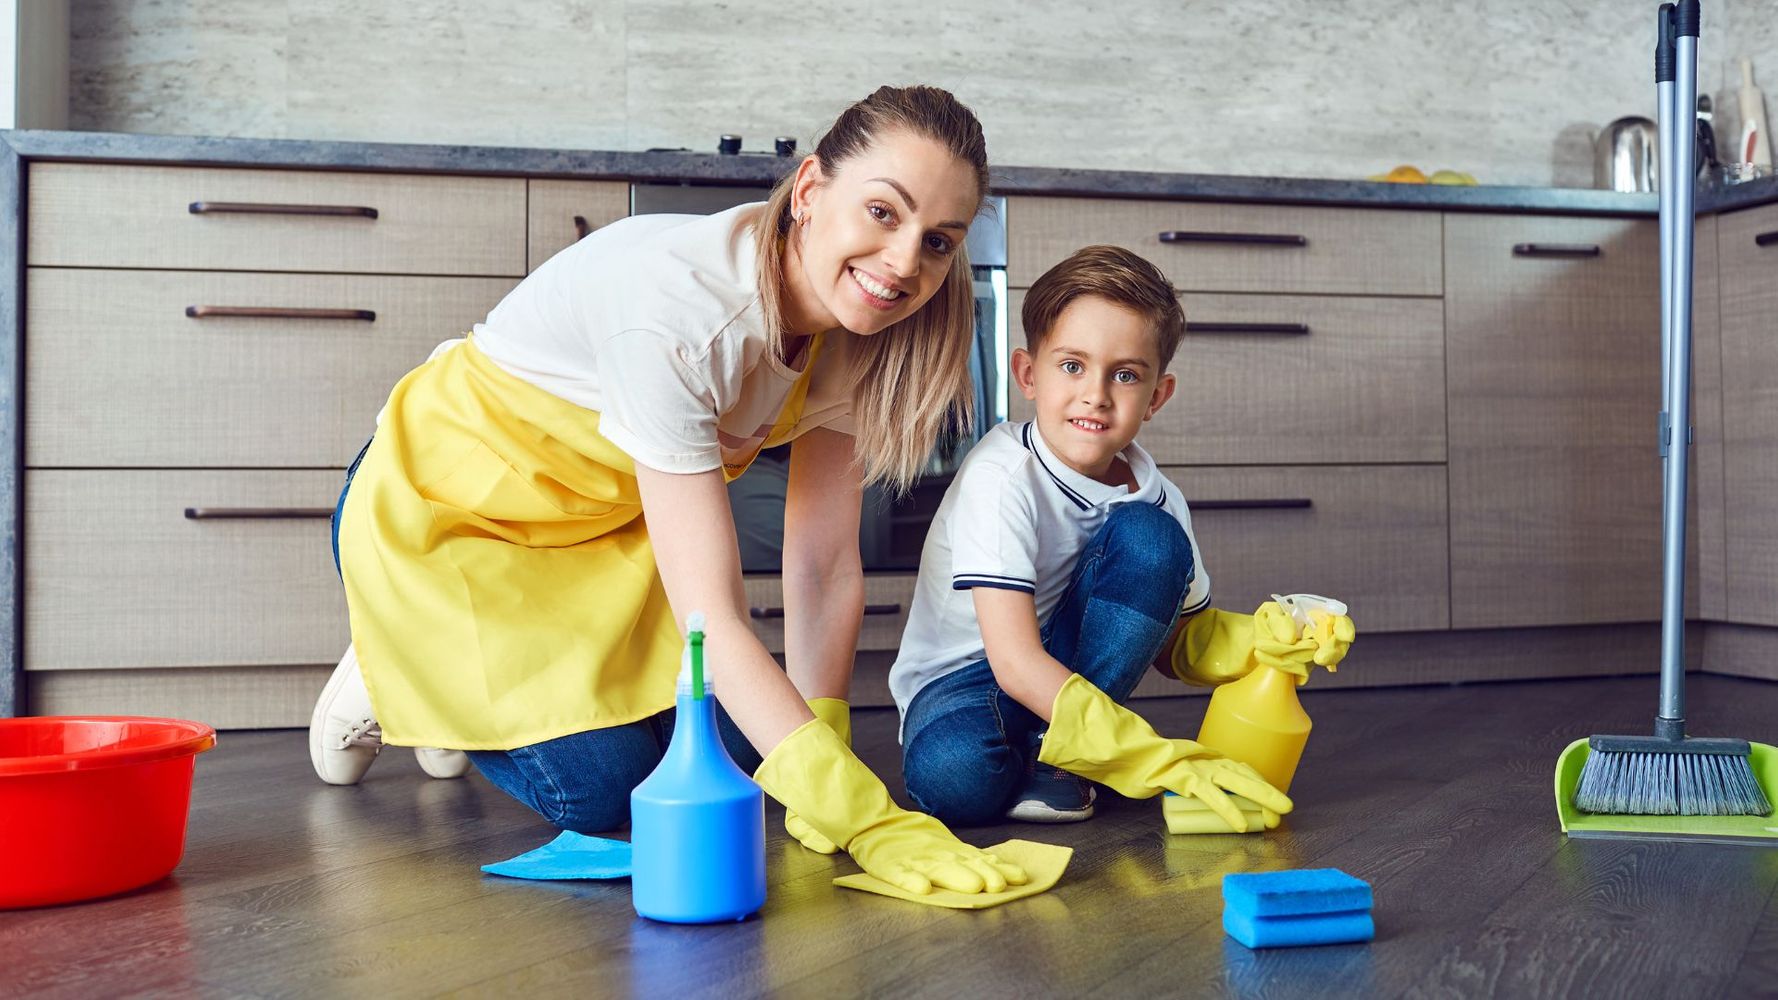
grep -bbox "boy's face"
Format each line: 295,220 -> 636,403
1011,295 -> 1177,483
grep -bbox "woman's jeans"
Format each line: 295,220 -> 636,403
465,710 -> 761,834
900,502 -> 1194,827
331,435 -> 760,834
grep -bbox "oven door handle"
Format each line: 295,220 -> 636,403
749,602 -> 903,620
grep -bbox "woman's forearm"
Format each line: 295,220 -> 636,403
635,462 -> 815,757
782,560 -> 864,701
781,427 -> 868,703
700,610 -> 817,752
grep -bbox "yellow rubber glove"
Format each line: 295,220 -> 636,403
754,719 -> 1029,895
1171,602 -> 1355,686
1302,609 -> 1357,669
1037,674 -> 1293,833
784,698 -> 850,854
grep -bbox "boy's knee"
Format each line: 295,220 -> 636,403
1103,504 -> 1193,582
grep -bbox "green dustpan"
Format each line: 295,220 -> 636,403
1555,738 -> 1778,846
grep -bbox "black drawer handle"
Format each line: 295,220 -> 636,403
1159,230 -> 1308,247
1754,230 -> 1778,247
190,201 -> 378,220
185,507 -> 334,520
187,305 -> 377,322
1187,498 -> 1314,511
1512,243 -> 1601,257
750,602 -> 903,620
1185,322 -> 1311,336
574,215 -> 592,240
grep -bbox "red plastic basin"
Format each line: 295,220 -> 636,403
0,716 -> 216,908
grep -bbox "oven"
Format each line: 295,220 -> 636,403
629,182 -> 1009,572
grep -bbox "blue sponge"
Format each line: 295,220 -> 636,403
1222,868 -> 1372,918
1223,907 -> 1375,949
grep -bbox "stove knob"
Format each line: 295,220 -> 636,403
718,134 -> 742,155
774,136 -> 797,157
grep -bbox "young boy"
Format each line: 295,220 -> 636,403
890,245 -> 1354,831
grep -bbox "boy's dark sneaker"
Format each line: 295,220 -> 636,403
1005,753 -> 1097,823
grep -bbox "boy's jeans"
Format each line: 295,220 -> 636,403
901,502 -> 1194,827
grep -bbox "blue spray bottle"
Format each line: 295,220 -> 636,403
630,612 -> 767,923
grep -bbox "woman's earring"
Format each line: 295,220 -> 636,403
797,211 -> 808,226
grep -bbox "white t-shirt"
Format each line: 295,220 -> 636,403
888,420 -> 1211,718
469,203 -> 853,475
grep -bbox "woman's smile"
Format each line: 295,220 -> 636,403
849,265 -> 906,309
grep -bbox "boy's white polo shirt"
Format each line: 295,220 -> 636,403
889,420 -> 1211,721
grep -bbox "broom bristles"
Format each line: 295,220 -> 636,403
1576,748 -> 1772,816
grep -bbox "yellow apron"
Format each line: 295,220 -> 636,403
338,335 -> 823,750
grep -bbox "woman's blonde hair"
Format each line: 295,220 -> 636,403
754,84 -> 990,492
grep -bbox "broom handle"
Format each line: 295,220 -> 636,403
1657,0 -> 1700,736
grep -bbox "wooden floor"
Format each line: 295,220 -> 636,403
5,674 -> 1777,999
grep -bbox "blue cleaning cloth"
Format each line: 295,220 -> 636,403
1222,868 -> 1372,918
481,830 -> 633,880
1223,907 -> 1375,949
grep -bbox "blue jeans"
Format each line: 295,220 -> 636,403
466,710 -> 762,834
330,435 -> 760,834
330,436 -> 373,579
900,502 -> 1194,827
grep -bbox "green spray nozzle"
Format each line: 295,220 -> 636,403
687,612 -> 706,700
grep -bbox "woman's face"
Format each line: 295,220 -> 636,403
787,130 -> 980,337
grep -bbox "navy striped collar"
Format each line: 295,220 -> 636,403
1020,421 -> 1165,511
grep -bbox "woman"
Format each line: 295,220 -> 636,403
312,85 -> 1025,896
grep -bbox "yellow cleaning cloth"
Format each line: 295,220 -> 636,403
832,840 -> 1073,909
1163,792 -> 1279,835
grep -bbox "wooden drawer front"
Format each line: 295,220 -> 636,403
28,163 -> 526,275
1008,290 -> 1445,464
1444,214 -> 1671,628
528,180 -> 630,272
25,470 -> 349,670
1690,218 -> 1726,621
1007,195 -> 1442,295
26,269 -> 518,468
1717,205 -> 1778,625
744,575 -> 916,655
1163,465 -> 1450,632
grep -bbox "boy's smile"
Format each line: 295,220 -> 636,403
1012,295 -> 1177,485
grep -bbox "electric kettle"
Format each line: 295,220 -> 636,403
1595,116 -> 1659,191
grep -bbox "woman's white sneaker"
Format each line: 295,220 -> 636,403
309,644 -> 383,785
415,747 -> 471,779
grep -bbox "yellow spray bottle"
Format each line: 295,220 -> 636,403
1194,594 -> 1347,793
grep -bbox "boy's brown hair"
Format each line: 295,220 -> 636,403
1020,245 -> 1186,369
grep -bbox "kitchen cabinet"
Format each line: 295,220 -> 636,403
1006,195 -> 1442,295
1161,465 -> 1449,631
26,270 -> 515,467
1718,202 -> 1778,625
743,575 -> 917,656
1008,289 -> 1447,466
1007,196 -> 1449,636
1445,213 -> 1699,628
17,163 -> 545,725
527,179 -> 629,271
29,163 -> 526,275
7,130 -> 1773,721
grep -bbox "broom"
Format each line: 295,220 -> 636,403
1574,0 -> 1771,819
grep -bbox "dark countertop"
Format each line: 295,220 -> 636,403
7,128 -> 1778,217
